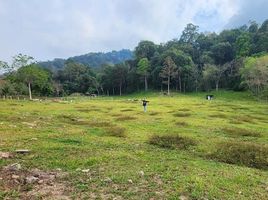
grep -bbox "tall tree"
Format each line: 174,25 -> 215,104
16,64 -> 52,99
180,23 -> 199,44
137,58 -> 150,91
11,54 -> 34,71
135,41 -> 157,60
160,57 -> 178,95
113,63 -> 128,96
240,55 -> 268,95
203,64 -> 228,91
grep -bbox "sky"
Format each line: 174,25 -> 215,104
0,0 -> 267,63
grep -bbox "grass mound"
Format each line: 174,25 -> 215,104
120,108 -> 134,112
175,121 -> 188,127
209,113 -> 227,118
209,141 -> 268,169
104,126 -> 126,137
222,127 -> 261,137
89,120 -> 113,127
149,111 -> 160,116
178,108 -> 191,112
116,115 -> 136,121
232,115 -> 255,123
173,112 -> 191,117
149,134 -> 196,150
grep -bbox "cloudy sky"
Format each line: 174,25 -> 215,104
0,0 -> 267,62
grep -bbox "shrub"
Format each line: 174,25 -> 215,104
209,141 -> 268,169
149,134 -> 196,150
222,127 -> 261,137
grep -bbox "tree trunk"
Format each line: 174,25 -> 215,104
216,81 -> 219,92
167,76 -> 170,95
119,83 -> 122,96
178,75 -> 182,92
113,87 -> 115,95
183,81 -> 186,93
28,82 -> 32,100
195,79 -> 198,92
144,76 -> 148,91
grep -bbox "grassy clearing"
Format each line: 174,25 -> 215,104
0,91 -> 268,199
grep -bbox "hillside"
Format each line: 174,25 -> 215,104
39,49 -> 133,71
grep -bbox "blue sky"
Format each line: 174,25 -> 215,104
0,0 -> 267,62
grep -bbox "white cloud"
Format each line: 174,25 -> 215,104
0,0 -> 265,62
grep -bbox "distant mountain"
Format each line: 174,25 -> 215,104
39,49 -> 133,71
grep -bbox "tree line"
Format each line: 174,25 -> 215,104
0,19 -> 268,99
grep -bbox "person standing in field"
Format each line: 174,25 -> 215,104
142,99 -> 149,112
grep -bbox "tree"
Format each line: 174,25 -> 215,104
235,32 -> 251,58
203,64 -> 228,91
240,55 -> 268,96
135,41 -> 157,60
16,64 -> 52,99
137,58 -> 150,91
211,42 -> 234,65
0,61 -> 9,73
180,23 -> 199,44
160,57 -> 178,95
113,63 -> 128,96
11,54 -> 34,71
58,60 -> 97,95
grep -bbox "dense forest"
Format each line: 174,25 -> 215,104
0,19 -> 268,99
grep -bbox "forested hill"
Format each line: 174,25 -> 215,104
39,49 -> 133,71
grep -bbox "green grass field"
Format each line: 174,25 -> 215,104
0,91 -> 268,199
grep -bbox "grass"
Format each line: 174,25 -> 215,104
0,91 -> 268,199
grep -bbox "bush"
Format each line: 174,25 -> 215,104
209,141 -> 268,169
149,134 -> 196,150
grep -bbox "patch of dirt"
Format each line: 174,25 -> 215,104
0,166 -> 71,199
